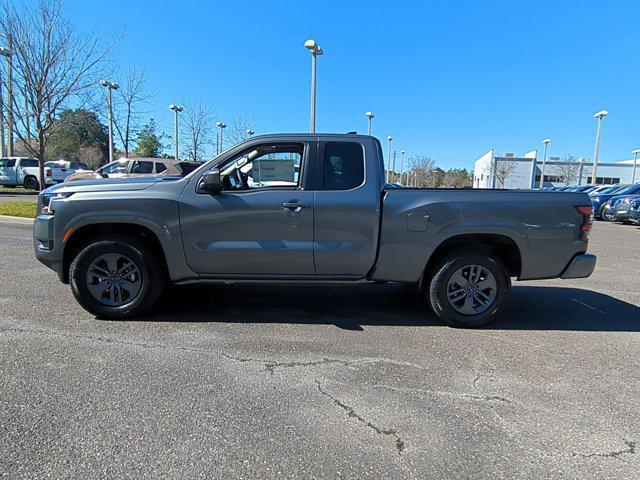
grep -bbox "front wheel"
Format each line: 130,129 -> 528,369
601,208 -> 617,222
427,252 -> 511,327
69,235 -> 165,319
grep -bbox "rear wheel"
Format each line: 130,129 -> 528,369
23,176 -> 39,191
427,251 -> 510,327
69,235 -> 165,319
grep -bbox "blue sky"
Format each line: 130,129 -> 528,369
66,0 -> 640,169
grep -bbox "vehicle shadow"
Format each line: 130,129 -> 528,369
148,283 -> 640,332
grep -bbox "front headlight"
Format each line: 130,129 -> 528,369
41,192 -> 73,214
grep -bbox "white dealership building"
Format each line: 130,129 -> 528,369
473,149 -> 640,189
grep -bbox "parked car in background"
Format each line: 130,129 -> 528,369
629,198 -> 640,225
590,184 -> 636,219
0,157 -> 41,190
64,158 -> 187,182
609,194 -> 640,223
44,160 -> 90,185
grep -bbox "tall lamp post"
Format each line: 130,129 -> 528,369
539,138 -> 550,189
246,129 -> 255,138
0,45 -> 12,156
100,79 -> 119,163
0,46 -> 11,157
399,150 -> 406,185
169,104 -> 183,160
632,149 -> 640,184
591,109 -> 608,185
216,121 -> 227,154
386,136 -> 393,183
365,111 -> 374,135
304,39 -> 323,133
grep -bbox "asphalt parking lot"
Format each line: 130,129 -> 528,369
0,221 -> 639,479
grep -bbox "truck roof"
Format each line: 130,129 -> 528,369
246,133 -> 374,140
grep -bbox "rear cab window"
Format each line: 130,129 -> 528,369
323,142 -> 365,190
19,159 -> 39,168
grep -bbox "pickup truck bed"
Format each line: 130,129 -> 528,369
33,133 -> 596,327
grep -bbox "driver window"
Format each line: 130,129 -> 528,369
219,144 -> 303,191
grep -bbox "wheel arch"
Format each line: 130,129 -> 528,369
422,233 -> 522,288
62,222 -> 168,284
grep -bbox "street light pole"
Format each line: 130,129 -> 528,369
304,39 -> 323,133
540,138 -> 550,189
386,136 -> 393,183
169,104 -> 183,161
365,111 -> 374,135
216,121 -> 227,154
246,129 -> 255,138
1,43 -> 13,156
399,150 -> 406,185
0,69 -> 4,157
591,110 -> 608,185
100,79 -> 119,163
632,149 -> 640,184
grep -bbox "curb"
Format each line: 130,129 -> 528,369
0,215 -> 35,226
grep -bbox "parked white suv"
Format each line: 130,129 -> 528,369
0,157 -> 41,190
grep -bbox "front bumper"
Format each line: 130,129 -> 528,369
560,253 -> 597,279
33,213 -> 66,282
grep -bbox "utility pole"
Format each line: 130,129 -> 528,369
399,150 -> 405,185
365,111 -> 374,135
304,39 -> 323,133
386,136 -> 393,183
540,138 -> 550,189
169,104 -> 183,160
632,149 -> 640,184
216,121 -> 226,154
3,37 -> 13,156
0,69 -> 4,157
100,79 -> 120,163
24,76 -> 31,145
591,110 -> 608,185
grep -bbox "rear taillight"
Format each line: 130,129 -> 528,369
45,168 -> 52,177
576,205 -> 593,240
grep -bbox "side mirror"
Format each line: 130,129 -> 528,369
197,168 -> 222,194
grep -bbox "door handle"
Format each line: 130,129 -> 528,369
282,201 -> 310,210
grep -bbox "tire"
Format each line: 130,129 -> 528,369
601,208 -> 616,222
69,235 -> 165,319
427,251 -> 511,328
23,176 -> 39,191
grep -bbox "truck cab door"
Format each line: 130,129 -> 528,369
180,141 -> 316,276
313,140 -> 382,276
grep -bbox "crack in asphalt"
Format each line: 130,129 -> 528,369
572,439 -> 636,461
0,324 -> 422,376
314,380 -> 405,456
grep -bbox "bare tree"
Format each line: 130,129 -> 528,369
111,66 -> 152,157
492,160 -> 518,188
409,155 -> 437,187
553,155 -> 581,185
226,114 -> 255,147
0,0 -> 115,189
180,100 -> 215,162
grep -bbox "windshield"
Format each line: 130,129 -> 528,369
98,160 -> 128,174
597,185 -> 623,194
613,184 -> 640,195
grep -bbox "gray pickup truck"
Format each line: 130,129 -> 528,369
33,134 -> 596,327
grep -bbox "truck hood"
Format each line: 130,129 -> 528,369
43,176 -> 173,195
